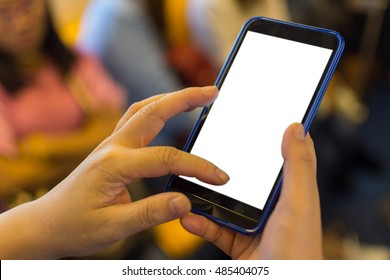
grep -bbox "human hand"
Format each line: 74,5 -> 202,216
180,123 -> 323,259
0,86 -> 229,259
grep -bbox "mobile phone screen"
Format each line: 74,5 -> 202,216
181,30 -> 332,211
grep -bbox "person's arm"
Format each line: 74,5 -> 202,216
181,123 -> 323,259
0,86 -> 229,259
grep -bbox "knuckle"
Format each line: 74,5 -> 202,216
209,223 -> 224,243
301,149 -> 315,164
308,138 -> 317,161
138,200 -> 160,226
290,139 -> 316,169
140,100 -> 159,117
128,100 -> 144,115
90,146 -> 113,166
90,144 -> 121,175
157,147 -> 180,169
139,100 -> 168,123
302,144 -> 317,168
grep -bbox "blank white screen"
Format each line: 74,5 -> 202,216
183,31 -> 332,210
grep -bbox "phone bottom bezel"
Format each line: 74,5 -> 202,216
168,176 -> 268,232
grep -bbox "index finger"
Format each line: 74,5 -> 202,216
113,94 -> 165,133
115,86 -> 218,148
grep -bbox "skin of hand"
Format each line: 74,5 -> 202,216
0,86 -> 229,259
181,123 -> 323,259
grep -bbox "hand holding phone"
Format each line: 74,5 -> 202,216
167,17 -> 344,234
181,123 -> 323,259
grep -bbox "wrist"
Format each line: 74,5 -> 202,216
0,200 -> 63,259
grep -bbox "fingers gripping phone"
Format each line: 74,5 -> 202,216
166,17 -> 344,234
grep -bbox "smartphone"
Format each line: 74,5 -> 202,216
166,17 -> 344,234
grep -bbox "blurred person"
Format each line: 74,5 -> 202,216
77,0 -> 200,148
186,0 -> 291,71
0,0 -> 125,201
0,87 -> 322,259
77,0 -> 182,105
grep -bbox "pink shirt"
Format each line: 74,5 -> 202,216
0,53 -> 125,157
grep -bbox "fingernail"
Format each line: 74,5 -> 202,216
216,169 -> 230,183
169,195 -> 190,217
202,86 -> 218,94
293,123 -> 305,140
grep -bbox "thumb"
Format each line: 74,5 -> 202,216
111,192 -> 191,236
280,123 -> 318,202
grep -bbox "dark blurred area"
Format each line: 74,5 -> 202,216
289,0 -> 390,259
1,0 -> 390,259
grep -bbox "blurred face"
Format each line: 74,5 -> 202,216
0,0 -> 47,57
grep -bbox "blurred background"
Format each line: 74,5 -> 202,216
1,0 -> 389,259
